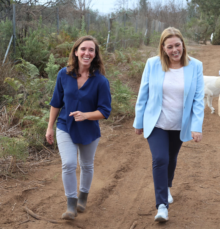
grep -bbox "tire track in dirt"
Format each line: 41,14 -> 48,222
95,155 -> 136,206
76,121 -> 160,229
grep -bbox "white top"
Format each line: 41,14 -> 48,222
155,67 -> 184,130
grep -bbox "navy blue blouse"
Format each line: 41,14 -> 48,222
50,67 -> 112,145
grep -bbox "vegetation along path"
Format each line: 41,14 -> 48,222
1,44 -> 220,229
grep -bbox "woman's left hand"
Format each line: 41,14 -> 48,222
69,111 -> 87,121
191,131 -> 202,142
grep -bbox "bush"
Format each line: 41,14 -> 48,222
17,27 -> 49,71
184,17 -> 213,43
148,31 -> 161,48
3,59 -> 50,122
53,41 -> 73,66
0,63 -> 18,102
107,22 -> 143,51
4,59 -> 46,107
22,109 -> 51,150
45,54 -> 60,94
129,61 -> 145,79
0,19 -> 13,60
60,19 -> 80,40
212,16 -> 220,45
0,136 -> 28,161
15,58 -> 39,77
111,79 -> 134,116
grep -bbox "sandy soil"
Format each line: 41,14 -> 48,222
1,45 -> 220,229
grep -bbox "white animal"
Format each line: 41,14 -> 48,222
210,33 -> 214,42
204,76 -> 220,114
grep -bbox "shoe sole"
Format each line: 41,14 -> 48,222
155,216 -> 169,222
168,199 -> 173,204
77,205 -> 85,213
62,212 -> 77,220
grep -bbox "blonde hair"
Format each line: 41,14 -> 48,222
158,27 -> 189,72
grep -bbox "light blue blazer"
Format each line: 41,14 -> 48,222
133,56 -> 204,142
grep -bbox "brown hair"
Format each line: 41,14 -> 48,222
67,35 -> 105,77
158,27 -> 190,72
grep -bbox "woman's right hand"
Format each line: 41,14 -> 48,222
46,128 -> 54,145
135,128 -> 143,135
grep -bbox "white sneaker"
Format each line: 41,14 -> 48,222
155,204 -> 169,222
168,187 -> 173,204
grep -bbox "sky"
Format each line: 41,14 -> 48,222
91,0 -> 188,15
91,0 -> 134,14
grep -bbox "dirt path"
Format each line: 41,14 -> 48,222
1,45 -> 220,229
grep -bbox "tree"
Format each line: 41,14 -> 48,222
189,0 -> 220,27
189,0 -> 220,19
0,0 -> 13,20
72,0 -> 93,12
139,0 -> 148,17
0,0 -> 11,11
188,0 -> 220,44
115,0 -> 129,11
186,1 -> 198,20
213,16 -> 220,45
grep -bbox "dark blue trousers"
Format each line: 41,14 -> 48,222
147,127 -> 182,209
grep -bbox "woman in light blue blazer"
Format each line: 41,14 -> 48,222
133,27 -> 204,222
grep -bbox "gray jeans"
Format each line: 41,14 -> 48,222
56,128 -> 100,198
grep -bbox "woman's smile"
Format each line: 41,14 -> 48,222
75,41 -> 96,68
163,36 -> 183,65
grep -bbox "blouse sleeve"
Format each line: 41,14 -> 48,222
97,78 -> 112,119
50,69 -> 64,108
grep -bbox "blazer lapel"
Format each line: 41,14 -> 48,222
183,61 -> 193,104
156,62 -> 165,101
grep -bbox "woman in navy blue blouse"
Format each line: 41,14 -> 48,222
45,36 -> 111,220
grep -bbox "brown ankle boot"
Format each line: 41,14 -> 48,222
62,198 -> 78,220
77,192 -> 88,213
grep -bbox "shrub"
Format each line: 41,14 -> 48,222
0,136 -> 28,161
45,54 -> 60,94
22,109 -> 52,150
0,63 -> 18,102
184,17 -> 213,43
213,16 -> 220,45
79,16 -> 87,37
0,19 -> 13,60
129,61 -> 145,79
110,79 -> 134,116
17,28 -> 49,71
106,67 -> 121,78
15,58 -> 39,77
4,59 -> 45,107
149,31 -> 161,48
55,42 -> 73,57
107,22 -> 143,51
53,41 -> 73,66
60,20 -> 80,40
